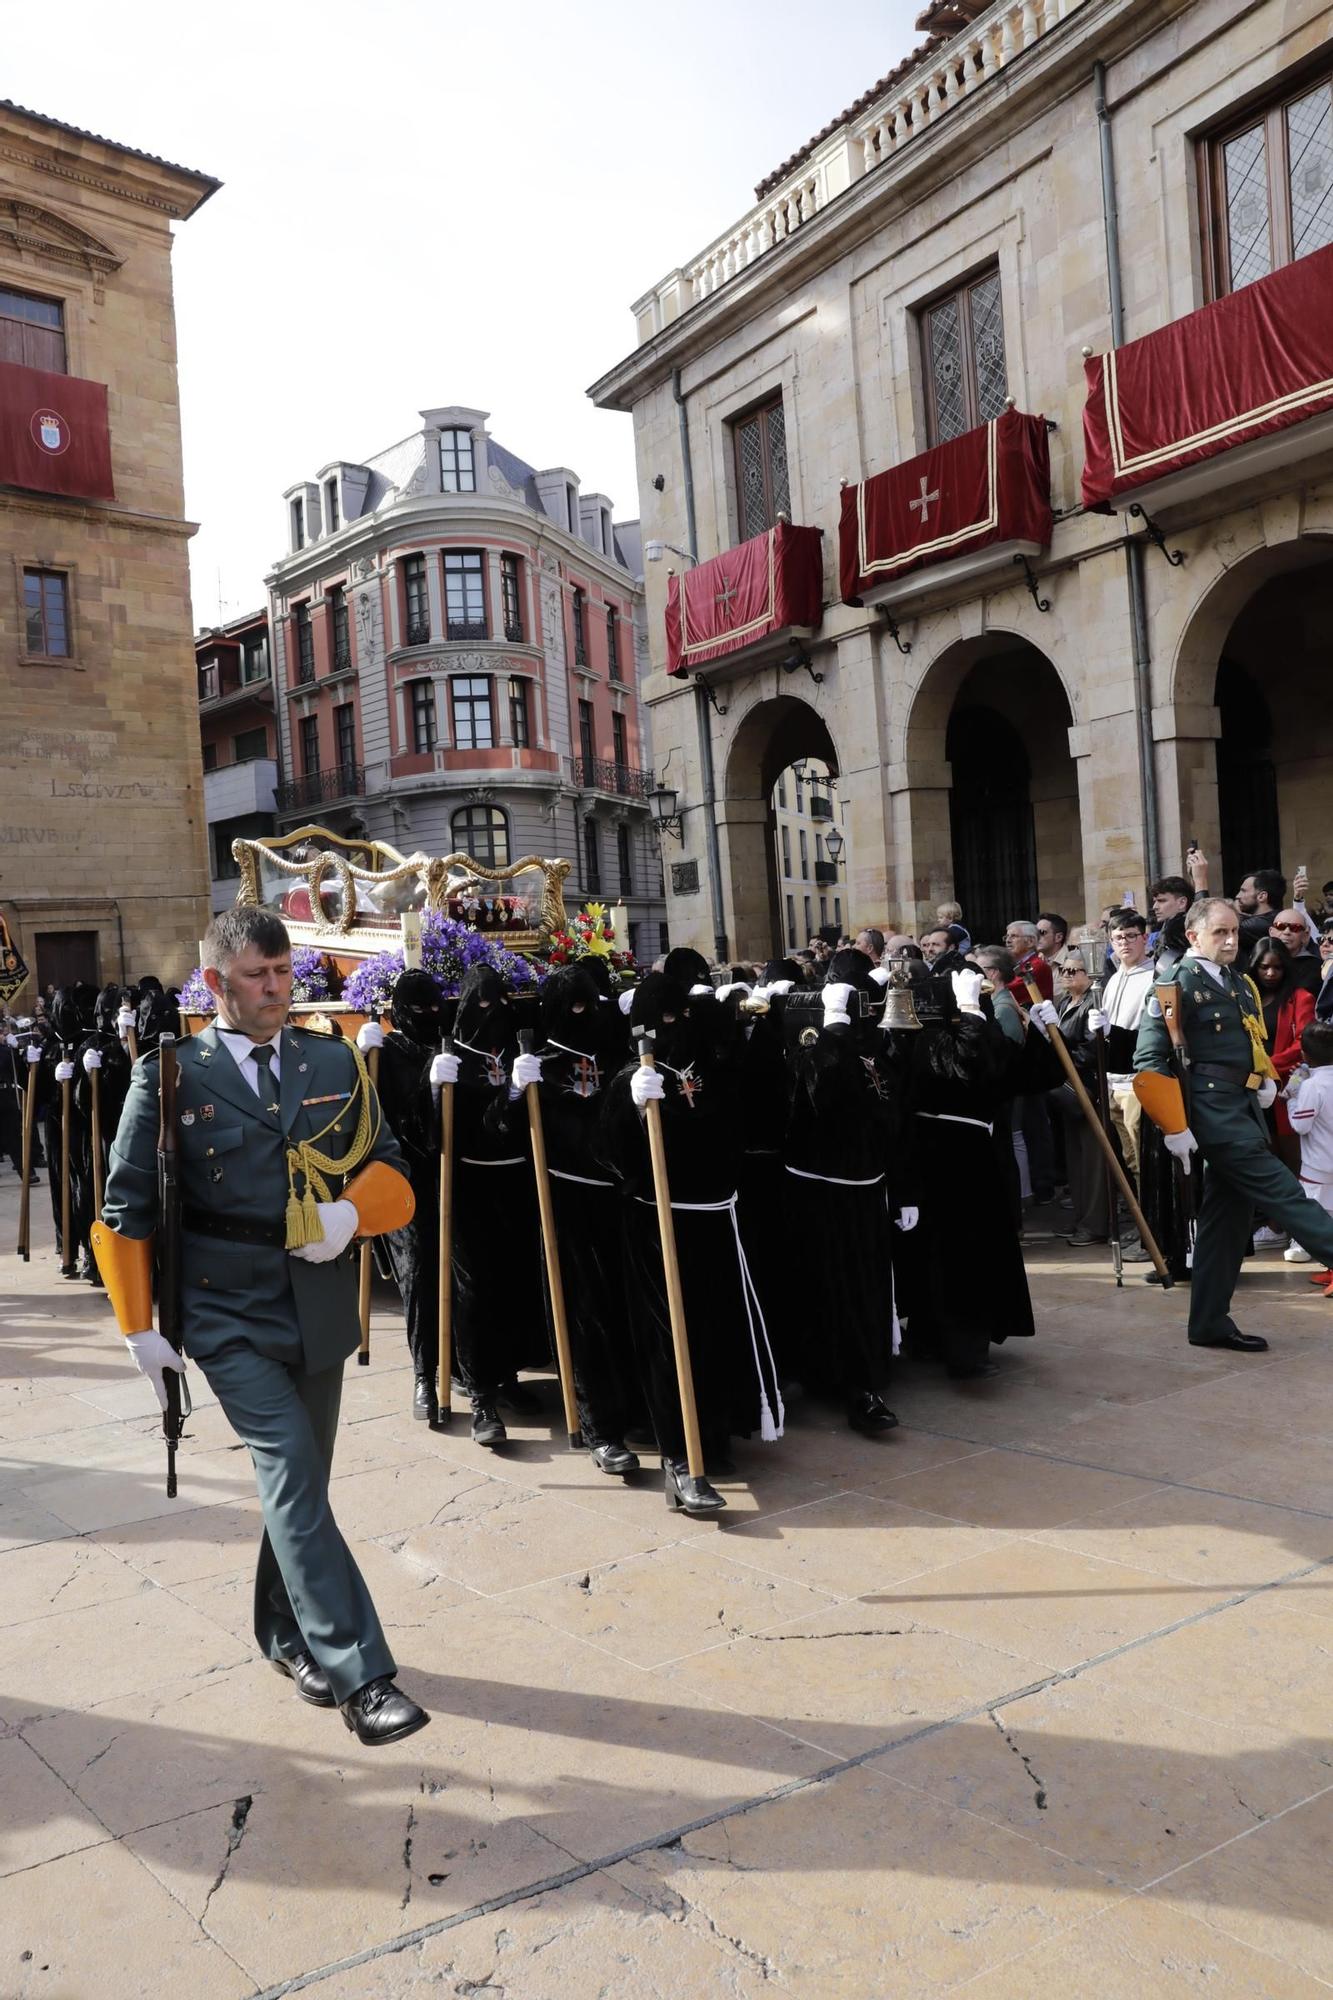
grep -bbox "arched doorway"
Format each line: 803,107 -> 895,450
947,706 -> 1037,944
722,695 -> 840,958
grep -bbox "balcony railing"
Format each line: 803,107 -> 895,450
569,757 -> 651,800
405,618 -> 431,647
274,764 -> 365,814
814,860 -> 839,886
446,618 -> 487,643
809,793 -> 832,821
332,639 -> 352,672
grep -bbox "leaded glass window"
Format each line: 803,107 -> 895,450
731,397 -> 791,542
1205,71 -> 1333,296
922,267 -> 1008,445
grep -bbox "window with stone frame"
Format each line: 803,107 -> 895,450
451,803 -> 508,870
0,287 -> 66,373
444,551 -> 486,640
294,602 -> 315,682
410,678 -> 437,754
617,821 -> 633,895
439,428 -> 476,493
612,709 -> 629,780
730,394 -> 790,542
1201,64 -> 1333,297
334,702 -> 357,781
583,816 -> 602,893
500,553 -> 524,641
606,604 -> 622,680
299,714 -> 320,774
450,675 -> 493,750
919,265 -> 1009,445
508,675 -> 530,748
403,554 -> 430,645
571,586 -> 589,667
23,568 -> 70,658
324,477 -> 340,533
327,584 -> 351,670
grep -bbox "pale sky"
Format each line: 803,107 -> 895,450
6,0 -> 923,624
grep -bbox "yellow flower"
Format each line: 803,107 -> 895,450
585,933 -> 611,957
583,902 -> 607,923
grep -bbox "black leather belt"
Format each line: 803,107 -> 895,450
182,1206 -> 286,1249
1191,1062 -> 1260,1090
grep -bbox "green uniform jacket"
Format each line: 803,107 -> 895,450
103,1023 -> 404,1370
1133,953 -> 1269,1144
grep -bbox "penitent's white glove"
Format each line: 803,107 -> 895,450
895,1207 -> 919,1232
618,989 -> 635,1016
1028,999 -> 1060,1039
82,1048 -> 103,1073
4,1033 -> 16,1049
289,1199 -> 359,1263
124,1329 -> 186,1412
1164,1128 -> 1198,1175
715,982 -> 750,999
511,1052 -> 543,1092
766,980 -> 794,997
630,1066 -> 666,1109
822,982 -> 855,1027
951,969 -> 984,1015
26,1043 -> 42,1067
1256,1078 -> 1278,1110
1087,1008 -> 1107,1036
355,1021 -> 384,1054
429,1051 -> 460,1091
117,1005 -> 136,1034
869,966 -> 891,988
689,984 -> 714,999
55,1060 -> 75,1083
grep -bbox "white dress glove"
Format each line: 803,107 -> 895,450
631,1066 -> 666,1109
895,1207 -> 919,1232
1087,1008 -> 1107,1035
766,980 -> 794,997
429,1051 -> 460,1090
355,1021 -> 384,1054
618,989 -> 635,1016
82,1047 -> 103,1073
124,1329 -> 186,1412
951,969 -> 984,1015
289,1199 -> 359,1263
822,982 -> 855,1027
1028,999 -> 1060,1039
117,1005 -> 136,1033
4,1033 -> 16,1049
26,1043 -> 42,1066
1256,1078 -> 1278,1110
688,983 -> 714,998
511,1051 -> 543,1091
55,1060 -> 75,1083
869,966 -> 891,988
1164,1128 -> 1199,1175
715,982 -> 750,999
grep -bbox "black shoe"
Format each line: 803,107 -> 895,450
847,1390 -> 899,1434
1190,1330 -> 1269,1352
470,1400 -> 506,1447
271,1650 -> 336,1708
664,1458 -> 726,1516
497,1379 -> 542,1416
412,1375 -> 436,1423
340,1676 -> 430,1746
590,1440 -> 640,1476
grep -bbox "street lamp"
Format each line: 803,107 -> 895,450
648,779 -> 683,842
791,757 -> 808,782
825,824 -> 845,865
644,539 -> 697,567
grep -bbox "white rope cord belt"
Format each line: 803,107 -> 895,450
916,1111 -> 994,1135
459,1157 -> 525,1168
785,1165 -> 886,1187
632,1191 -> 784,1441
550,1168 -> 615,1188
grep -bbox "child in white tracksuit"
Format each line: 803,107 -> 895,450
1285,1021 -> 1333,1271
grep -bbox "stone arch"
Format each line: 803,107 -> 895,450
719,692 -> 840,958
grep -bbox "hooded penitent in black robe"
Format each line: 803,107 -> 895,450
601,973 -> 783,1464
891,973 -> 1060,1374
449,965 -> 548,1402
732,960 -> 801,1382
43,983 -> 97,1273
374,970 -> 450,1398
71,984 -> 134,1281
535,965 -> 644,1451
782,950 -> 910,1421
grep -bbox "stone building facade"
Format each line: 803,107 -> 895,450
267,407 -> 667,962
591,0 -> 1333,958
195,608 -> 277,912
0,101 -> 216,994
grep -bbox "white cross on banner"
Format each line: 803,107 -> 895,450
909,476 -> 940,525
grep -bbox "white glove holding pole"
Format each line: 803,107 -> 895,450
630,1065 -> 665,1109
1256,1078 -> 1278,1109
55,1060 -> 75,1083
869,966 -> 891,988
429,1051 -> 459,1095
26,1043 -> 42,1067
4,1033 -> 16,1049
82,1048 -> 102,1073
510,1051 -> 543,1092
951,969 -> 984,1015
822,982 -> 855,1027
1164,1128 -> 1198,1174
124,1330 -> 186,1412
766,979 -> 794,996
289,1199 -> 359,1263
1087,1008 -> 1107,1035
355,1021 -> 384,1054
618,989 -> 635,1016
117,1005 -> 136,1034
1028,999 -> 1060,1039
895,1207 -> 919,1232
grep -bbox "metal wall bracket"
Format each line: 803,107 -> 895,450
1129,503 -> 1186,567
779,641 -> 824,687
880,609 -> 912,656
1013,553 -> 1052,612
696,674 -> 727,717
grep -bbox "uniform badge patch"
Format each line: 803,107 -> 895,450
180,1111 -> 195,1127
201,1104 -> 215,1121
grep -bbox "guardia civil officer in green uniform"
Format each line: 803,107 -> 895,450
98,906 -> 429,1746
1135,895 -> 1333,1352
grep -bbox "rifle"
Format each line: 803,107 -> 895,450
59,1048 -> 74,1276
357,1025 -> 381,1366
16,1036 -> 39,1261
157,1035 -> 190,1496
1153,980 -> 1199,1258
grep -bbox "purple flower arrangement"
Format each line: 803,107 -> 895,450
180,945 -> 333,1016
340,911 -> 543,1016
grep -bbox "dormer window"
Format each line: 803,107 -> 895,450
290,497 -> 305,551
440,428 -> 476,493
324,478 -> 340,533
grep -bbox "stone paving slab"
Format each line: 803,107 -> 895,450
1,1179 -> 1331,1996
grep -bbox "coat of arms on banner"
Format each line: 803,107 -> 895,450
30,409 -> 70,456
0,914 -> 30,1002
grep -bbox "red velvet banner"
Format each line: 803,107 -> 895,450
665,520 -> 823,676
0,359 -> 114,503
1081,243 -> 1333,509
839,409 -> 1052,603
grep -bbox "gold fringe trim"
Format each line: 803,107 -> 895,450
283,1040 -> 382,1249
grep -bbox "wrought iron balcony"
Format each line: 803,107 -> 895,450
814,860 -> 839,886
809,793 -> 832,821
274,764 -> 366,813
405,618 -> 431,647
569,757 -> 651,800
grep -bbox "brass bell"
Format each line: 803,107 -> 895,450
879,961 -> 922,1031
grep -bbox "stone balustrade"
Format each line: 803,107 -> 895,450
632,0 -> 1089,343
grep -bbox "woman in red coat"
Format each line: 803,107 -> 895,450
1250,940 -> 1315,1176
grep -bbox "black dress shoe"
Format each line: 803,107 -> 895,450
412,1375 -> 436,1422
847,1390 -> 899,1433
271,1650 -> 335,1708
1190,1330 -> 1269,1352
470,1399 -> 506,1447
664,1458 -> 726,1516
590,1440 -> 640,1476
340,1677 -> 430,1746
497,1379 -> 542,1416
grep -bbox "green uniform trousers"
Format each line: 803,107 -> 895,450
1189,1124 -> 1333,1345
198,1339 -> 395,1704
